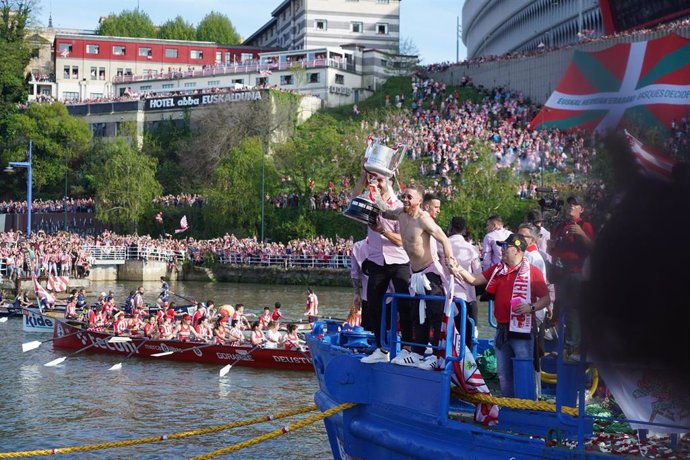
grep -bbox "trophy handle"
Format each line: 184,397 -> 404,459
389,144 -> 407,174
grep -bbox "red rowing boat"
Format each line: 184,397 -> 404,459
52,319 -> 312,371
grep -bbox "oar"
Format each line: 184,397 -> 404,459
219,344 -> 262,377
172,292 -> 196,304
22,329 -> 84,352
108,338 -> 151,371
44,335 -> 131,367
151,341 -> 215,358
0,317 -> 8,323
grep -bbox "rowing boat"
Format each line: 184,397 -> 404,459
52,319 -> 312,371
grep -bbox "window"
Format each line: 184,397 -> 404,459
241,53 -> 254,62
113,45 -> 126,56
92,123 -> 107,138
190,50 -> 203,59
314,19 -> 327,30
376,0 -> 390,3
231,78 -> 244,85
89,92 -> 103,99
63,65 -> 70,79
86,44 -> 100,54
376,23 -> 389,34
99,67 -> 106,80
215,51 -> 222,63
125,68 -> 133,76
165,48 -> 178,58
225,52 -> 232,63
71,66 -> 79,79
335,74 -> 345,85
139,85 -> 152,91
30,47 -> 40,58
256,77 -> 268,86
162,83 -> 174,89
62,91 -> 79,100
58,43 -> 72,55
90,66 -> 97,80
308,72 -> 320,83
184,82 -> 197,88
280,75 -> 293,85
208,80 -> 220,86
116,68 -> 124,77
351,22 -> 363,33
139,47 -> 152,57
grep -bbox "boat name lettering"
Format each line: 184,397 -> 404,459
272,355 -> 311,364
216,353 -> 254,361
86,334 -> 137,353
25,314 -> 53,328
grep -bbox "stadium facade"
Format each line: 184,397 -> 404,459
462,0 -> 604,58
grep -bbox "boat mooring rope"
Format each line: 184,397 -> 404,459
0,404 -> 318,458
451,387 -> 580,416
188,402 -> 356,460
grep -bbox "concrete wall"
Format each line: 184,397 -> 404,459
117,260 -> 180,282
436,27 -> 690,105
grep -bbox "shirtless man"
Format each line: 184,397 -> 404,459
378,184 -> 457,369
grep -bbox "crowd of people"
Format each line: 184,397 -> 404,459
0,197 -> 95,214
0,229 -> 354,280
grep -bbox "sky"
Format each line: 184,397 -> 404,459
34,0 -> 466,64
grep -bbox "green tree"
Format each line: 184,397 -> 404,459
96,9 -> 156,38
196,11 -> 240,44
158,16 -> 196,41
93,139 -> 162,233
0,0 -> 35,139
1,103 -> 91,196
202,137 -> 272,237
440,141 -> 526,239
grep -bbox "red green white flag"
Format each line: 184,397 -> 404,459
531,33 -> 690,133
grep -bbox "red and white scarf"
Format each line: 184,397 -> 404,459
486,258 -> 532,334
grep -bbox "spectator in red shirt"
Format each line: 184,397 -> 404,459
453,233 -> 550,398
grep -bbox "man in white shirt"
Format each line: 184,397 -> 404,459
447,216 -> 481,349
527,209 -> 551,262
481,215 -> 512,271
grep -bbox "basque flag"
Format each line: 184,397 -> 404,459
531,33 -> 690,134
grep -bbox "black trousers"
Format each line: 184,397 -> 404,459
363,261 -> 410,349
411,272 -> 445,355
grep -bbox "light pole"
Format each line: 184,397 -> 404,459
5,140 -> 33,236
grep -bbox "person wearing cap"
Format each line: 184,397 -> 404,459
353,166 -> 410,364
481,215 -> 512,271
113,311 -> 129,336
158,315 -> 175,340
549,196 -> 594,275
177,314 -> 199,342
447,216 -> 481,349
452,233 -> 550,398
526,209 -> 551,261
194,316 -> 213,343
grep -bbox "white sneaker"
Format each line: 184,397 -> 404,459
361,348 -> 390,364
390,349 -> 411,365
392,351 -> 423,367
415,355 -> 440,371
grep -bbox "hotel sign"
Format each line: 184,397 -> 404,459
145,91 -> 263,111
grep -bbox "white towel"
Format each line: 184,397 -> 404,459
410,271 -> 431,324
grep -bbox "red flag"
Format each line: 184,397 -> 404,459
47,275 -> 69,293
175,215 -> 189,234
624,130 -> 676,181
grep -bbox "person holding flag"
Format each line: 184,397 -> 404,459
32,276 -> 56,312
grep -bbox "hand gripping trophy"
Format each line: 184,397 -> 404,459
343,138 -> 407,225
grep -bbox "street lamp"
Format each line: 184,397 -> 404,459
5,140 -> 33,236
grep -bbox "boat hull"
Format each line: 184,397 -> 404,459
53,320 -> 312,371
23,308 -> 57,332
307,321 -> 603,460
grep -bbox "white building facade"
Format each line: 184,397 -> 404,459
244,0 -> 401,54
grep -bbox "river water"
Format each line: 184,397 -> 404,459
0,280 -> 494,459
0,281 -> 354,460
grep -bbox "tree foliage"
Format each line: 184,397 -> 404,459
1,103 -> 91,196
0,0 -> 35,136
439,141 -> 527,240
202,137 -> 273,237
96,9 -> 156,38
93,139 -> 162,233
196,11 -> 240,44
158,16 -> 196,41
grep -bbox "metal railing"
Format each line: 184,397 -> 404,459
212,253 -> 351,269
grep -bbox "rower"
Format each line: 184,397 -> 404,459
284,324 -> 304,351
271,302 -> 284,321
259,307 -> 272,330
264,320 -> 283,349
113,311 -> 128,336
250,321 -> 266,346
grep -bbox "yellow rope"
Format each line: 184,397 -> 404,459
0,404 -> 318,459
188,402 -> 356,460
451,388 -> 579,416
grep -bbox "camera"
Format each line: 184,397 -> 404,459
536,187 -> 563,213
